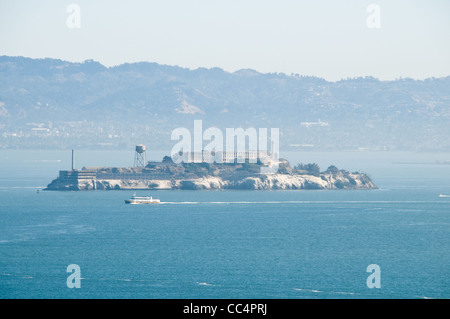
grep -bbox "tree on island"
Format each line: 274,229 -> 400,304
305,163 -> 320,175
293,163 -> 320,176
162,155 -> 174,164
325,165 -> 339,174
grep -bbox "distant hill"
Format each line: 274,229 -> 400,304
0,55 -> 449,151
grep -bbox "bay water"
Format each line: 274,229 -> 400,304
0,150 -> 449,299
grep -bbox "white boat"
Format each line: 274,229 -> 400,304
438,194 -> 449,198
124,194 -> 160,204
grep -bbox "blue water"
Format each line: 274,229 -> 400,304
0,150 -> 449,299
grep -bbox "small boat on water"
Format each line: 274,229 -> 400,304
438,194 -> 449,198
125,194 -> 160,204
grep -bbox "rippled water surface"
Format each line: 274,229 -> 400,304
0,150 -> 449,298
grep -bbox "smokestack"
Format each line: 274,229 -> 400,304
72,149 -> 74,171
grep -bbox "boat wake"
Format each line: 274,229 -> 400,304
294,288 -> 358,296
159,200 -> 443,205
197,282 -> 217,287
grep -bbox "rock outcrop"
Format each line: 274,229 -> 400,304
45,172 -> 376,191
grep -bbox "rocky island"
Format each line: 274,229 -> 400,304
45,156 -> 377,191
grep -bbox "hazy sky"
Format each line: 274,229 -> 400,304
1,0 -> 449,81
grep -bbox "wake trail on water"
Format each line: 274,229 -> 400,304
294,288 -> 359,296
159,200 -> 446,205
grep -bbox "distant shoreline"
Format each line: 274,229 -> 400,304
392,161 -> 450,165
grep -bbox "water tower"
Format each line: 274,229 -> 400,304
134,144 -> 147,167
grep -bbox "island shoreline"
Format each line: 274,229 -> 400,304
44,158 -> 377,191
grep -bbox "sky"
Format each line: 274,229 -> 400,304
0,0 -> 449,81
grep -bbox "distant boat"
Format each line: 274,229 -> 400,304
124,194 -> 160,204
438,194 -> 449,198
300,119 -> 329,128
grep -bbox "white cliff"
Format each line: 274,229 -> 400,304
60,173 -> 376,191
